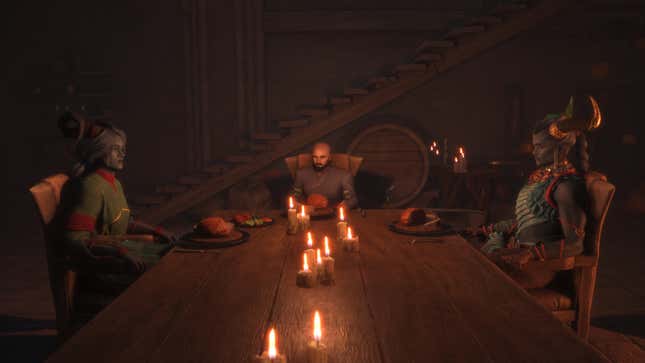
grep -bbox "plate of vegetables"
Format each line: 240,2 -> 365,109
232,214 -> 274,228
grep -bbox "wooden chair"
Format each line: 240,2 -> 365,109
29,174 -> 76,340
284,153 -> 363,180
526,171 -> 615,341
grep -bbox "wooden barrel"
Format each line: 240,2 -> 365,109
347,123 -> 429,207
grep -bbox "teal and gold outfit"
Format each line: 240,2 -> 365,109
482,161 -> 586,258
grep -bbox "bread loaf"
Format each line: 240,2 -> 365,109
196,217 -> 234,236
400,208 -> 427,226
306,194 -> 329,209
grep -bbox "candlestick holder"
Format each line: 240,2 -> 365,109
287,208 -> 298,235
306,340 -> 328,363
255,351 -> 287,363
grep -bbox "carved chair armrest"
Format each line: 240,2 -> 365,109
90,234 -> 156,246
524,255 -> 597,271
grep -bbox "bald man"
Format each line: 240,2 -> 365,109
291,142 -> 358,209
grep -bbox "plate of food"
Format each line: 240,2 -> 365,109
388,208 -> 454,236
178,217 -> 250,249
232,214 -> 274,228
306,194 -> 336,219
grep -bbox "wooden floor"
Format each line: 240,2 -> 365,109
1,208 -> 643,363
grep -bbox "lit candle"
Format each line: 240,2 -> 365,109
296,253 -> 316,288
304,232 -> 316,272
320,237 -> 335,284
342,226 -> 359,252
287,197 -> 298,235
298,205 -> 311,231
336,206 -> 348,241
306,311 -> 328,363
460,147 -> 468,172
315,248 -> 324,281
255,328 -> 287,363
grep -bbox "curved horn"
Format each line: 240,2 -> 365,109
548,96 -> 602,139
588,95 -> 602,130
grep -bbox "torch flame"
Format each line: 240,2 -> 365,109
324,237 -> 330,256
314,311 -> 322,342
268,328 -> 277,358
316,249 -> 322,264
347,226 -> 353,239
307,232 -> 313,248
339,207 -> 345,221
303,253 -> 309,271
289,197 -> 294,209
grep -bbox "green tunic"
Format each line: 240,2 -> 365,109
62,169 -> 167,286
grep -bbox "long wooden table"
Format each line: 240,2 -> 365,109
47,210 -> 608,362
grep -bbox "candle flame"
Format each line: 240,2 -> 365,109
316,249 -> 322,264
435,149 -> 439,156
347,226 -> 353,239
314,311 -> 322,342
339,207 -> 345,221
301,205 -> 306,217
307,232 -> 313,247
268,328 -> 277,358
459,147 -> 465,158
324,236 -> 330,256
454,156 -> 458,163
289,197 -> 294,209
303,253 -> 309,271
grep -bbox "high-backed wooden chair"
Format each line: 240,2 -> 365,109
526,171 -> 615,341
29,174 -> 76,340
284,153 -> 363,180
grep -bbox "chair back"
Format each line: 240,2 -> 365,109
29,174 -> 75,337
285,153 -> 363,180
583,171 -> 615,258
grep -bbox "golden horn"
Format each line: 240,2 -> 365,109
548,96 -> 602,139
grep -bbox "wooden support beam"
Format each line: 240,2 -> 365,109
141,0 -> 572,224
264,10 -> 466,33
278,118 -> 309,128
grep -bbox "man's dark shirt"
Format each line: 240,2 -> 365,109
291,166 -> 358,209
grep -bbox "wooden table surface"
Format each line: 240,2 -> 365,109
47,210 -> 608,363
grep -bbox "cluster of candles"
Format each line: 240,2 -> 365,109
297,233 -> 335,287
257,311 -> 327,362
286,197 -> 311,234
453,146 -> 468,173
429,140 -> 440,156
261,205 -> 361,361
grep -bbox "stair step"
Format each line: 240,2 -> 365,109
367,76 -> 397,89
252,132 -> 283,141
250,143 -> 274,152
445,26 -> 486,39
493,3 -> 528,14
415,40 -> 456,54
395,63 -> 427,74
344,87 -> 369,96
299,107 -> 329,117
278,118 -> 309,129
177,175 -> 205,186
327,96 -> 352,105
226,154 -> 256,163
155,184 -> 189,195
414,53 -> 442,64
202,163 -> 230,176
131,194 -> 168,206
470,15 -> 503,25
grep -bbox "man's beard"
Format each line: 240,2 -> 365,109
313,163 -> 328,172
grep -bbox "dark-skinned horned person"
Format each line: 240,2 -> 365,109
55,112 -> 175,297
480,96 -> 602,289
291,142 -> 358,209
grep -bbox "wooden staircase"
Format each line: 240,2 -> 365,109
134,0 -> 571,224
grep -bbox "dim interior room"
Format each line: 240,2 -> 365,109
3,1 -> 645,362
